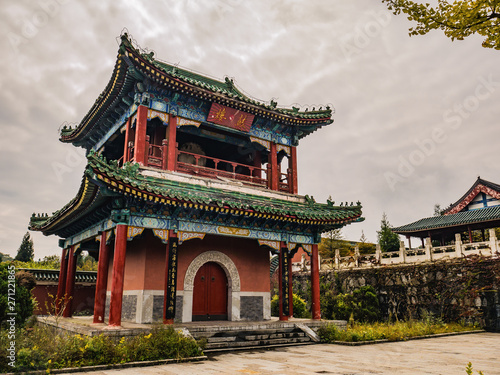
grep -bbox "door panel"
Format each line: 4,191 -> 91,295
192,262 -> 228,320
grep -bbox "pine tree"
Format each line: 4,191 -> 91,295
15,232 -> 35,262
377,213 -> 400,252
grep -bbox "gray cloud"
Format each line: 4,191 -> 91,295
0,0 -> 498,259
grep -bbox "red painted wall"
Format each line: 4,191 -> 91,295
108,230 -> 270,294
292,247 -> 310,263
176,235 -> 270,293
107,230 -> 166,292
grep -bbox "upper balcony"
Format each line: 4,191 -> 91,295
108,108 -> 298,195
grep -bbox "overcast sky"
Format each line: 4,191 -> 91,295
1,0 -> 498,259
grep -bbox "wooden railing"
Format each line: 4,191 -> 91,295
148,144 -> 164,168
126,140 -> 292,192
176,150 -> 268,186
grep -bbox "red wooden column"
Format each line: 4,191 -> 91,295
290,146 -> 298,194
163,230 -> 178,324
93,231 -> 111,324
278,242 -> 290,321
166,116 -> 178,171
311,244 -> 321,320
108,225 -> 128,327
134,105 -> 148,165
270,142 -> 278,191
63,245 -> 77,318
122,117 -> 132,163
55,247 -> 69,314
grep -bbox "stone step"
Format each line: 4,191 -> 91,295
244,332 -> 305,341
190,327 -> 297,339
207,336 -> 237,343
181,321 -> 339,353
198,329 -> 312,351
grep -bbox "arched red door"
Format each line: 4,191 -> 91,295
192,262 -> 228,321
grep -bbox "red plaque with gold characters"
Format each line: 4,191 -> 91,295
207,103 -> 255,132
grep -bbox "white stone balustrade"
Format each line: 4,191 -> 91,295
291,229 -> 499,272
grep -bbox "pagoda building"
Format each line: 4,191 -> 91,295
394,177 -> 500,248
30,34 -> 363,327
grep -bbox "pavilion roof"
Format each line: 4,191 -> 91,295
442,177 -> 500,215
393,206 -> 500,236
30,153 -> 363,237
60,34 -> 333,149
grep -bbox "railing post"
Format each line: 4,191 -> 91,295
161,139 -> 168,170
287,168 -> 293,193
128,141 -> 134,162
488,228 -> 498,254
376,244 -> 381,263
354,245 -> 360,267
425,237 -> 432,261
335,248 -> 340,269
266,164 -> 272,189
145,135 -> 150,166
399,241 -> 406,263
455,233 -> 463,257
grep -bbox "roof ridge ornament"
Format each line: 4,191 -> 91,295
327,196 -> 335,207
305,195 -> 316,205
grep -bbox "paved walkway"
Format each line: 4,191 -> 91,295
63,332 -> 499,375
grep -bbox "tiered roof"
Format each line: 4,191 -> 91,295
60,34 -> 334,150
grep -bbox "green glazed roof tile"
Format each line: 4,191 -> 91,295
393,206 -> 500,233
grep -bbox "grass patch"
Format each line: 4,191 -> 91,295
0,324 -> 203,373
318,320 -> 481,343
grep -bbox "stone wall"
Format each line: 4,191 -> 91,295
293,256 -> 500,331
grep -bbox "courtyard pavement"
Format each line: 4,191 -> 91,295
59,332 -> 499,375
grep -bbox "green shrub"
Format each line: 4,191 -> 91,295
0,323 -> 203,373
321,285 -> 380,323
318,320 -> 480,344
0,263 -> 34,328
271,293 -> 311,318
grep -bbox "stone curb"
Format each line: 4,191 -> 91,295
329,329 -> 485,346
5,355 -> 208,375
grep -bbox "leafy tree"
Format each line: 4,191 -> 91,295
382,0 -> 500,49
0,252 -> 14,262
40,255 -> 60,269
377,213 -> 400,252
433,204 -> 443,216
77,252 -> 98,271
319,229 -> 353,258
358,231 -> 377,255
15,232 -> 34,262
